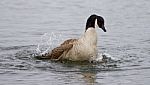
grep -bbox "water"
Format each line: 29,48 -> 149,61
36,32 -> 64,55
0,0 -> 150,85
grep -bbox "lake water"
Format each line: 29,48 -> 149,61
0,0 -> 150,85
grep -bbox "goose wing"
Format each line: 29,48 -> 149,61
38,39 -> 77,60
49,44 -> 73,60
61,39 -> 78,45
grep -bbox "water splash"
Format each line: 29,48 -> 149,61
91,52 -> 118,63
36,32 -> 64,55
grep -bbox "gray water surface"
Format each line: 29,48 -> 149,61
0,0 -> 150,85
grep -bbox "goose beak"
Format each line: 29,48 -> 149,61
101,25 -> 106,32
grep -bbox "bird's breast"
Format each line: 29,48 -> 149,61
62,28 -> 98,61
64,41 -> 97,61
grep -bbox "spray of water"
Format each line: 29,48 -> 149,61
36,32 -> 64,55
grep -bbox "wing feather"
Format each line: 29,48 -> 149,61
61,39 -> 78,45
38,39 -> 78,60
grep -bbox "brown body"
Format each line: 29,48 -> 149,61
47,39 -> 77,60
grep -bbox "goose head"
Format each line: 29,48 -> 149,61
85,14 -> 106,32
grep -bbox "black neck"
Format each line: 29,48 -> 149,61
85,14 -> 97,31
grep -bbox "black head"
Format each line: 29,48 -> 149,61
85,14 -> 106,32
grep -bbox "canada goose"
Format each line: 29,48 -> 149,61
40,14 -> 106,61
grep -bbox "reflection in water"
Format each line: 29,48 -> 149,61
82,72 -> 96,85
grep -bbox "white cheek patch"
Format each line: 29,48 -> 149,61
95,19 -> 98,28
